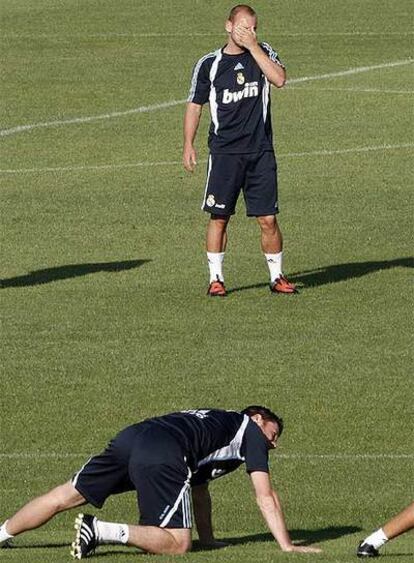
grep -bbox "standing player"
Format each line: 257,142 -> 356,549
357,501 -> 414,557
0,407 -> 321,557
183,4 -> 297,296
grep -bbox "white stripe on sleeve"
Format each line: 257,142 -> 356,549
187,51 -> 216,102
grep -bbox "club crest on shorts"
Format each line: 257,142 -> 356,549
206,194 -> 215,207
236,72 -> 245,85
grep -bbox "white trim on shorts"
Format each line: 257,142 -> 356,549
159,464 -> 192,528
72,457 -> 92,488
201,154 -> 213,210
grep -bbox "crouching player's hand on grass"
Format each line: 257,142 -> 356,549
251,471 -> 322,554
192,484 -> 230,550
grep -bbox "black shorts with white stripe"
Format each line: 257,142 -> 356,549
72,424 -> 192,529
202,151 -> 279,217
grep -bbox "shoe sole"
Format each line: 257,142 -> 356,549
70,513 -> 85,559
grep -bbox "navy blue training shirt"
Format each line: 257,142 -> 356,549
187,43 -> 285,154
142,409 -> 270,481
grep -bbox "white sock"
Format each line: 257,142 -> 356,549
0,521 -> 14,543
207,252 -> 225,283
265,251 -> 283,283
96,520 -> 129,545
363,528 -> 388,549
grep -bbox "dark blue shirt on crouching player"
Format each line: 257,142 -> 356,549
138,408 -> 271,482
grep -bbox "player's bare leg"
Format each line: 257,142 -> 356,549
72,515 -> 191,558
206,215 -> 229,296
127,525 -> 191,554
0,482 -> 85,542
358,501 -> 414,557
256,214 -> 282,254
382,501 -> 414,539
256,215 -> 296,294
206,215 -> 229,252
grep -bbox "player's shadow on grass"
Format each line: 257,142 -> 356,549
2,543 -> 140,557
7,542 -> 413,558
228,256 -> 413,293
0,259 -> 150,288
201,525 -> 362,549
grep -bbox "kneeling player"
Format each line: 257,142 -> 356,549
0,407 -> 321,557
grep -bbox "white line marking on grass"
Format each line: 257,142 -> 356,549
277,454 -> 414,460
279,143 -> 414,159
279,31 -> 414,36
287,59 -> 413,85
0,99 -> 187,138
0,453 -> 86,459
288,87 -> 414,95
0,144 -> 412,175
0,160 -> 183,174
0,452 -> 412,460
1,59 -> 412,138
2,31 -> 413,39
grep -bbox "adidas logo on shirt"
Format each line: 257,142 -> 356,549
222,81 -> 259,104
234,62 -> 244,70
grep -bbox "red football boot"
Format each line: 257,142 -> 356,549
270,275 -> 297,294
207,279 -> 227,297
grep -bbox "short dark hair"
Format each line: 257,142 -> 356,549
228,4 -> 257,22
241,405 -> 284,436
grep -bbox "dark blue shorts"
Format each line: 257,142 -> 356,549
72,424 -> 192,528
201,150 -> 279,216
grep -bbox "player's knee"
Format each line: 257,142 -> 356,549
49,482 -> 85,512
173,537 -> 192,554
167,532 -> 191,554
257,215 -> 276,233
210,214 -> 229,228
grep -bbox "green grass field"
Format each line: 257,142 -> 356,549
1,0 -> 413,561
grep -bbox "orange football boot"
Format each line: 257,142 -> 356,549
207,279 -> 227,297
270,275 -> 297,294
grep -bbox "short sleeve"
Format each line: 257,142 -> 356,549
243,421 -> 270,473
260,42 -> 286,69
191,459 -> 243,486
187,56 -> 212,105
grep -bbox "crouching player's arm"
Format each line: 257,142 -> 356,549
250,471 -> 321,553
191,484 -> 228,549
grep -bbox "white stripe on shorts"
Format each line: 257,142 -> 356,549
71,457 -> 92,488
185,488 -> 192,527
159,465 -> 192,528
181,489 -> 191,527
201,155 -> 213,210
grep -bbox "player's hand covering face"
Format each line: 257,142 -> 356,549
228,14 -> 257,50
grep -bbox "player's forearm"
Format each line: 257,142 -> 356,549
183,103 -> 202,147
191,486 -> 214,543
256,493 -> 293,550
249,44 -> 286,87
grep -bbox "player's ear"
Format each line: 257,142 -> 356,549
251,414 -> 263,426
225,20 -> 232,33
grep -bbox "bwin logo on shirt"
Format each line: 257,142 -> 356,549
222,81 -> 259,104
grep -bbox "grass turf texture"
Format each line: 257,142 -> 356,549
1,0 -> 413,561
